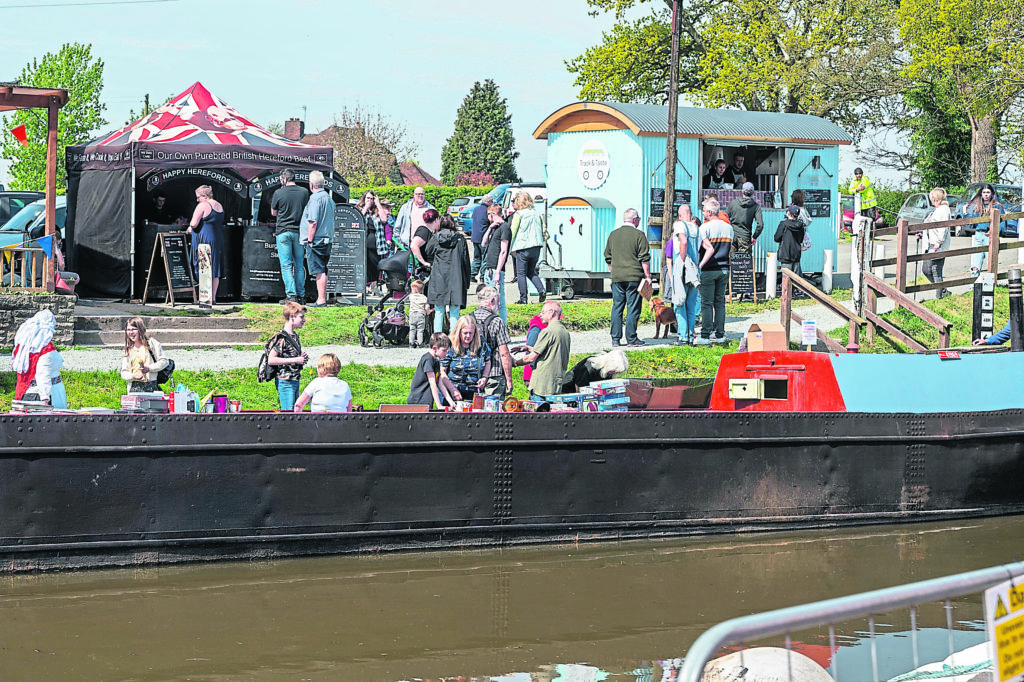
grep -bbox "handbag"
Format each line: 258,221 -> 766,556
156,358 -> 175,385
800,233 -> 812,252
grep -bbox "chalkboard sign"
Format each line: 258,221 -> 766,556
807,203 -> 831,218
326,205 -> 366,302
649,189 -> 692,219
241,224 -> 286,300
803,189 -> 831,203
729,250 -> 756,301
142,232 -> 196,305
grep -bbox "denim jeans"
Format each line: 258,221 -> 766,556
699,270 -> 729,339
433,305 -> 461,333
514,246 -> 544,303
471,241 -> 483,278
673,286 -> 700,342
276,378 -> 300,411
482,267 -> 508,324
610,280 -> 642,344
971,231 -> 989,273
275,231 -> 305,299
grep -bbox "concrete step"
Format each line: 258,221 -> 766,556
73,328 -> 262,348
75,315 -> 250,332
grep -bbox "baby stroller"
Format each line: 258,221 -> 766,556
358,250 -> 411,349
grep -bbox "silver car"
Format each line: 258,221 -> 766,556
896,192 -> 934,225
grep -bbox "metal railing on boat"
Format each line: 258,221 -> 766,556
678,561 -> 1024,682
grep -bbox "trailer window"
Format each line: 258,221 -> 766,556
763,379 -> 788,400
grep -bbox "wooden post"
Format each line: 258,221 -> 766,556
780,270 -> 792,344
660,0 -> 681,297
895,218 -> 909,293
866,284 -> 876,344
988,208 -> 1001,275
44,96 -> 58,294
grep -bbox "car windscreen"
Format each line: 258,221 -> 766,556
0,204 -> 43,232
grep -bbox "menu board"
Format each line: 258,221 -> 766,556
807,203 -> 831,218
141,232 -> 196,305
241,224 -> 286,300
649,188 -> 692,219
326,204 -> 366,297
803,189 -> 831,203
729,250 -> 755,300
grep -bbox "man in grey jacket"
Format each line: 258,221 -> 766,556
725,182 -> 764,254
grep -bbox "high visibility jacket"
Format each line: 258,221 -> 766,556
848,176 -> 877,210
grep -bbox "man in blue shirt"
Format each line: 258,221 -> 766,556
301,170 -> 336,307
470,196 -> 493,282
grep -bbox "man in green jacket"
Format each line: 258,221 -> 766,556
848,167 -> 877,218
604,208 -> 652,347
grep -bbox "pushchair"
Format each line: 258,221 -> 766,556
357,250 -> 412,349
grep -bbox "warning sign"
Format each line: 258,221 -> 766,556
986,579 -> 1024,682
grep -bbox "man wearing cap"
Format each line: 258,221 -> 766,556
848,168 -> 877,218
725,182 -> 764,254
469,195 -> 493,282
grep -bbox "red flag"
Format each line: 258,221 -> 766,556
10,124 -> 28,147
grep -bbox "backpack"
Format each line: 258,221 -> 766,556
477,309 -> 499,367
257,332 -> 299,383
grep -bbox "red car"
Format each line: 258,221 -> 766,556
841,194 -> 886,233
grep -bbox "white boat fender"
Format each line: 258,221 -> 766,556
701,647 -> 832,682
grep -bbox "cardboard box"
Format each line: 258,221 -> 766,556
746,322 -> 787,352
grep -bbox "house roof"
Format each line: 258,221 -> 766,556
533,101 -> 852,146
399,161 -> 440,186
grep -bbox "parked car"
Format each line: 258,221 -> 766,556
458,182 -> 547,234
445,195 -> 478,220
841,194 -> 886,233
895,192 -> 934,225
0,190 -> 44,228
0,196 -> 67,251
950,183 -> 1022,237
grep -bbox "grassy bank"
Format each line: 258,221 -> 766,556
0,345 -> 732,412
828,287 -> 1004,352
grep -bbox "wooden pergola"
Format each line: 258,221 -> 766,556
0,83 -> 70,292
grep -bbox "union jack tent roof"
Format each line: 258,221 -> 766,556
67,82 -> 333,178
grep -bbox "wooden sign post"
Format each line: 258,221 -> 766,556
141,232 -> 197,306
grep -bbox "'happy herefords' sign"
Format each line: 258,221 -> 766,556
577,139 -> 610,191
146,167 -> 248,196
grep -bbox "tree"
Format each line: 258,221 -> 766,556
904,78 -> 972,189
567,0 -> 901,140
899,0 -> 1024,182
0,43 -> 106,191
440,80 -> 520,185
319,105 -> 419,186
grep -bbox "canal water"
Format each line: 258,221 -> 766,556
1,515 -> 1019,681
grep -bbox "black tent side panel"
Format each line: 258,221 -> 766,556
66,167 -> 132,299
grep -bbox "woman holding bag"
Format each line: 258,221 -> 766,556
120,316 -> 171,393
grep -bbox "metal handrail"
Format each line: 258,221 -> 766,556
679,561 -> 1024,682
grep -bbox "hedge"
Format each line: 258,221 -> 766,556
349,185 -> 494,212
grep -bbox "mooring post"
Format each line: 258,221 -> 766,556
1009,267 -> 1023,351
765,252 -> 777,300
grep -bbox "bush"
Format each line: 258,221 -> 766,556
350,184 -> 495,212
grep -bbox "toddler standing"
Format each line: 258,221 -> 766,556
407,279 -> 430,348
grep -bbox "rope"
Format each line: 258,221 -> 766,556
887,660 -> 991,681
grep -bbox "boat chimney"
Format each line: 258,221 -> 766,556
1010,267 -> 1023,351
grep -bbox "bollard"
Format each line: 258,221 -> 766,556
765,252 -> 778,299
822,249 -> 833,294
972,272 -> 995,343
1010,267 -> 1023,351
873,243 -> 886,277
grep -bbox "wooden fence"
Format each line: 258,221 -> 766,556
780,268 -> 865,352
2,246 -> 54,292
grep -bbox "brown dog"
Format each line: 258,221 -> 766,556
650,297 -> 677,338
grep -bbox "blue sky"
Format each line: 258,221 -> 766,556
0,0 -> 620,184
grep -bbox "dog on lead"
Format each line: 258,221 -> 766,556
650,297 -> 677,339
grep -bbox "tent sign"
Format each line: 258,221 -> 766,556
986,578 -> 1024,682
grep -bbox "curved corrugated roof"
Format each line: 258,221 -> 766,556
533,101 -> 852,145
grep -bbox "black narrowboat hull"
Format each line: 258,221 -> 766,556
1,409 -> 1022,572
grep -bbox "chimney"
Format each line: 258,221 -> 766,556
284,117 -> 305,141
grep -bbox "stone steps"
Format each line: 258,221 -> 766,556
73,314 -> 262,349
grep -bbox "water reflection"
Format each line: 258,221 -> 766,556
0,516 -> 1019,681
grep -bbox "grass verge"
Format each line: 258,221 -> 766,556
0,345 -> 733,412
